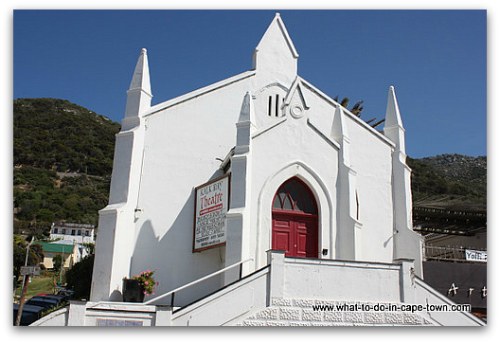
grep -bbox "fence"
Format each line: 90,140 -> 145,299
423,245 -> 487,262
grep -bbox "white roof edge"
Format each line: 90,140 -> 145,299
283,77 -> 309,109
275,14 -> 299,58
255,13 -> 299,59
298,76 -> 396,148
143,70 -> 256,118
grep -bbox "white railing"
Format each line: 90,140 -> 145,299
144,258 -> 254,306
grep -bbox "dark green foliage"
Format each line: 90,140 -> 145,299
65,255 -> 94,300
14,166 -> 112,233
52,255 -> 63,273
13,98 -> 119,235
14,98 -> 120,175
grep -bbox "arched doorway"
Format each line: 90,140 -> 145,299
272,177 -> 319,258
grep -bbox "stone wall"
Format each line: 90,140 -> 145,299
238,298 -> 434,326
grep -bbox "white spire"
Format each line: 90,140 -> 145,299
332,105 -> 349,143
252,13 -> 298,85
384,86 -> 403,128
254,13 -> 299,60
235,92 -> 256,154
125,48 -> 152,118
383,86 -> 405,153
238,91 -> 256,126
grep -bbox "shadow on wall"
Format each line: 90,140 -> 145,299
129,188 -> 225,307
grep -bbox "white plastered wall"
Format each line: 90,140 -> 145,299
124,75 -> 255,306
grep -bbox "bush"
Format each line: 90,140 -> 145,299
65,255 -> 94,300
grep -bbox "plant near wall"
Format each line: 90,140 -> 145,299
132,270 -> 157,296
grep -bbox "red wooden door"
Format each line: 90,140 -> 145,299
271,178 -> 318,258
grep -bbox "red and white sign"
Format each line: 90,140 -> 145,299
193,174 -> 230,252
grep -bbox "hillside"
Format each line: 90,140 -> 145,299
407,155 -> 486,211
13,98 -> 121,236
14,98 -> 120,175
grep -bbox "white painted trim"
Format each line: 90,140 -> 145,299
255,161 -> 335,267
144,70 -> 256,117
307,119 -> 341,150
255,13 -> 299,59
285,256 -> 401,271
299,76 -> 396,148
251,117 -> 287,139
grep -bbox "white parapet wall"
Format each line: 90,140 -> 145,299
282,257 -> 402,302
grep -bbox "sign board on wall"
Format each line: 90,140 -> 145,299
465,249 -> 487,262
193,174 -> 230,252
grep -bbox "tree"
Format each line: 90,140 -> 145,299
13,237 -> 26,282
334,96 -> 385,129
53,254 -> 63,274
65,255 -> 94,300
13,235 -> 44,288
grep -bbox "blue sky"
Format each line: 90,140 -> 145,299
13,10 -> 486,158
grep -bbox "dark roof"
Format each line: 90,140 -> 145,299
413,206 -> 486,235
423,261 -> 487,309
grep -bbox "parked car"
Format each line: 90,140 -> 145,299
13,304 -> 45,326
57,288 -> 75,299
41,294 -> 67,304
25,296 -> 59,310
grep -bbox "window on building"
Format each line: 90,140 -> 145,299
267,95 -> 283,117
71,230 -> 76,235
272,178 -> 317,214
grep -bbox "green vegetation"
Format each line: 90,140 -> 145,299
14,98 -> 120,175
13,98 -> 120,236
65,255 -> 94,300
14,274 -> 57,299
407,155 -> 486,210
13,235 -> 44,283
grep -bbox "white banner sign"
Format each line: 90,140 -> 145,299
465,249 -> 487,262
193,174 -> 230,252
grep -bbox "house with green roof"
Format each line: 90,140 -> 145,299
36,241 -> 77,269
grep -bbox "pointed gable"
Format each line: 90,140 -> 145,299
253,13 -> 298,85
283,78 -> 309,118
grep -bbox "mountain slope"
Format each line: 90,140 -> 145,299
14,98 -> 120,175
407,154 -> 486,211
13,98 -> 121,236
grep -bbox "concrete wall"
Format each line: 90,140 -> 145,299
171,266 -> 269,326
239,298 -> 433,326
283,258 -> 401,302
128,73 -> 255,306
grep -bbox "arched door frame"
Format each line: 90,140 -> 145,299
272,177 -> 319,257
255,161 -> 335,267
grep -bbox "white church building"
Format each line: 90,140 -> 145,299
33,14 -> 483,326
